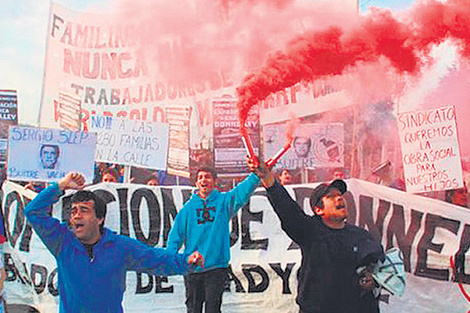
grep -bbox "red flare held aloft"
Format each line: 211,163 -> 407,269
266,139 -> 293,168
240,127 -> 259,167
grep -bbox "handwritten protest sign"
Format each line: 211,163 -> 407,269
7,126 -> 96,182
264,123 -> 344,170
397,105 -> 463,193
90,116 -> 169,170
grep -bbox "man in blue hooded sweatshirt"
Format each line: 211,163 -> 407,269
167,166 -> 259,313
25,171 -> 204,313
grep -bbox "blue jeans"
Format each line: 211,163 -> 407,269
184,268 -> 228,313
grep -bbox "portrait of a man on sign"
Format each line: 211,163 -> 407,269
293,136 -> 312,158
40,144 -> 60,169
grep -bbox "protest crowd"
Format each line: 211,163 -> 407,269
2,0 -> 470,312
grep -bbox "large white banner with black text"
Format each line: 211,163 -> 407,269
2,179 -> 470,312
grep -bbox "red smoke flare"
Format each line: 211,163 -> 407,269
236,0 -> 470,126
285,112 -> 299,143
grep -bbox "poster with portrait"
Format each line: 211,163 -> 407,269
7,126 -> 96,183
264,123 -> 344,170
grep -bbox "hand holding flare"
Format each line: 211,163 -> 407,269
240,126 -> 293,169
265,138 -> 294,167
246,156 -> 276,188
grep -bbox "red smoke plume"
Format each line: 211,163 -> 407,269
236,0 -> 470,126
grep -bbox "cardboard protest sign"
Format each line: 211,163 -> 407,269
90,116 -> 169,170
264,123 -> 344,170
7,126 -> 96,182
398,105 -> 463,193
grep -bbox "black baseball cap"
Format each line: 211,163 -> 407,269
309,179 -> 347,209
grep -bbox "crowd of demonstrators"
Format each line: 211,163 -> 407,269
93,162 -> 124,184
8,145 -> 470,312
247,157 -> 385,313
24,171 -> 204,313
167,166 -> 259,313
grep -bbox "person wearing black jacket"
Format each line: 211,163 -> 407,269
247,158 -> 385,313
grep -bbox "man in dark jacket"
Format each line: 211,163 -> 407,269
247,158 -> 384,313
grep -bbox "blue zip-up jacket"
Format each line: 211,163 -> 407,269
167,173 -> 259,272
24,183 -> 192,313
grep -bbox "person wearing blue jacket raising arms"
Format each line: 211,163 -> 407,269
24,171 -> 204,313
167,166 -> 260,313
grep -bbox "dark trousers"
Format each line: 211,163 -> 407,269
184,267 -> 228,313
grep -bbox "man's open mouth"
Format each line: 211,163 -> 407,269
74,223 -> 84,230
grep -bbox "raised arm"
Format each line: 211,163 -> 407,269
24,172 -> 85,256
225,172 -> 260,218
246,157 -> 314,244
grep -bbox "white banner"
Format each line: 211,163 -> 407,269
3,179 -> 470,312
90,116 -> 169,169
38,2 -> 234,152
398,105 -> 463,193
7,126 -> 96,183
39,2 -> 359,153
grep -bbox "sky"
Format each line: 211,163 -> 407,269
0,0 -> 417,126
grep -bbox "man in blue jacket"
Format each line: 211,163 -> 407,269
167,166 -> 259,313
25,171 -> 204,313
247,158 -> 384,313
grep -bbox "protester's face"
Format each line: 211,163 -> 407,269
69,201 -> 103,244
451,188 -> 468,207
102,173 -> 117,183
294,137 -> 310,158
196,171 -> 215,199
315,188 -> 348,226
279,170 -> 292,185
333,170 -> 345,180
41,146 -> 58,169
147,178 -> 159,186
